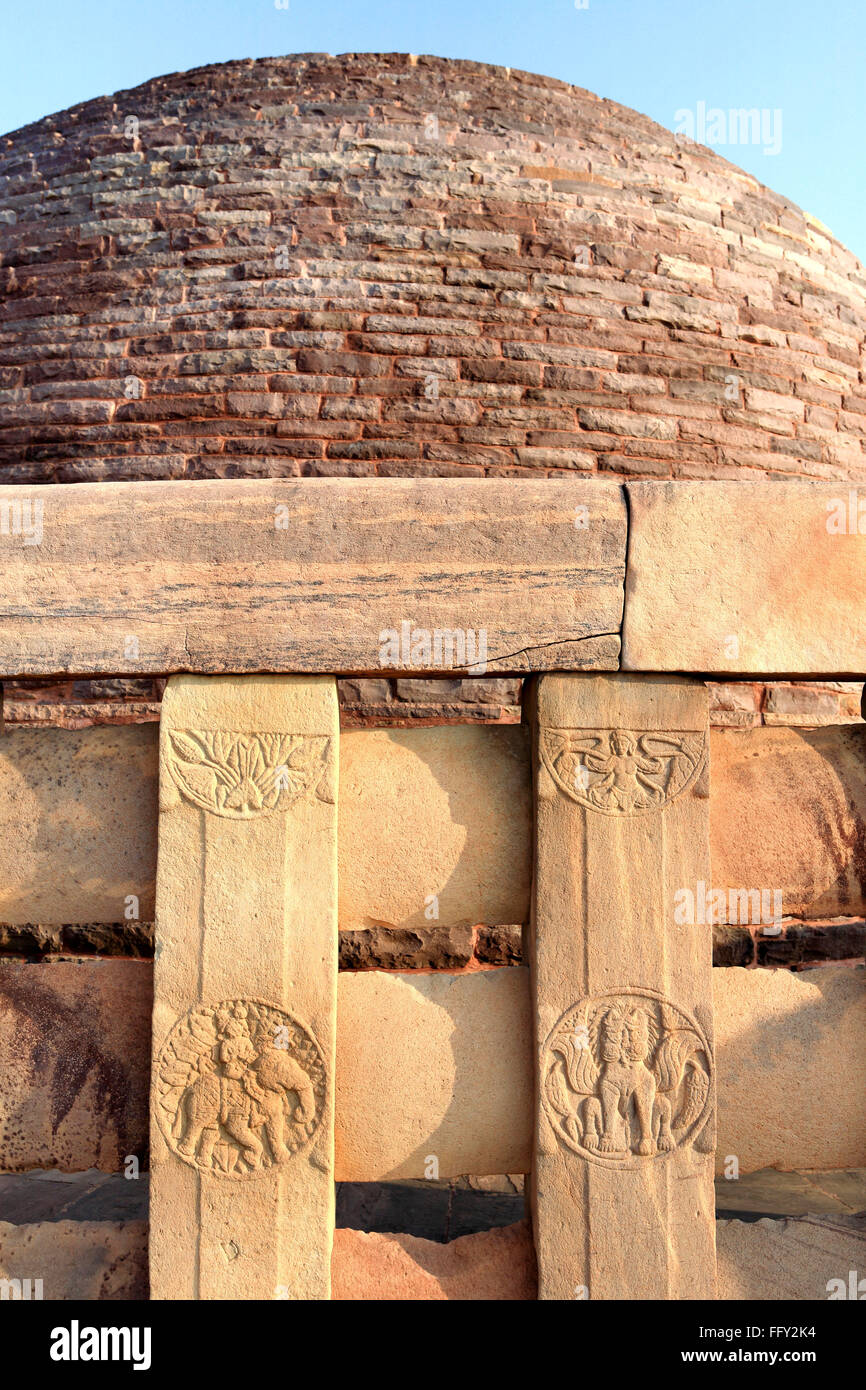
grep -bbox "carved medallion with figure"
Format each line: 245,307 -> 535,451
540,727 -> 705,814
542,989 -> 713,1168
155,999 -> 327,1177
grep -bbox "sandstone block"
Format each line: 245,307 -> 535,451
711,726 -> 866,919
332,1220 -> 536,1300
0,959 -> 152,1172
714,965 -> 866,1175
529,674 -> 716,1299
335,968 -> 532,1181
338,726 -> 531,932
717,1215 -> 866,1300
623,481 -> 866,673
0,725 -> 158,925
0,1219 -> 147,1300
150,675 -> 338,1300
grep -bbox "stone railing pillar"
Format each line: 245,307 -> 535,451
150,675 -> 338,1299
528,674 -> 716,1299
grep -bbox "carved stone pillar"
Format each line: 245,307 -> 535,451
528,674 -> 715,1300
150,675 -> 338,1299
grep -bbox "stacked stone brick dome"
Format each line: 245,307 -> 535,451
1,51 -> 865,484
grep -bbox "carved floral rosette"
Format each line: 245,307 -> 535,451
541,988 -> 714,1169
164,730 -> 332,818
540,727 -> 706,814
155,998 -> 327,1179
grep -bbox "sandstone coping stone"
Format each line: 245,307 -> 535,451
528,674 -> 716,1299
623,482 -> 866,674
0,478 -> 625,677
150,675 -> 338,1300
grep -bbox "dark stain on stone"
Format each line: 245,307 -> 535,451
0,967 -> 147,1167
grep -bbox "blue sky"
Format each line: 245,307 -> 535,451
2,0 -> 864,262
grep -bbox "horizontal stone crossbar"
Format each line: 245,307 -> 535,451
0,478 -> 863,677
0,477 -> 624,677
0,960 -> 863,1180
2,722 -> 865,928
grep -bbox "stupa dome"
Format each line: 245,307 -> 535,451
1,52 -> 864,483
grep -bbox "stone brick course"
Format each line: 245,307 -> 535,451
2,53 -> 864,484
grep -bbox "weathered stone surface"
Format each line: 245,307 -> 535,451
332,1221 -> 536,1300
716,1215 -> 866,1300
755,919 -> 866,967
529,674 -> 715,1299
150,675 -> 338,1300
338,925 -> 476,971
2,1210 -> 862,1300
0,1170 -> 148,1224
336,1174 -> 525,1242
0,725 -> 158,925
0,478 -> 624,677
715,1165 -> 866,1219
4,722 -> 866,931
715,965 -> 866,1175
711,726 -> 866,920
3,960 -> 864,1183
0,1219 -> 148,1300
764,683 -> 864,725
339,726 -> 531,932
0,959 -> 151,1172
624,482 -> 866,674
335,968 -> 532,1181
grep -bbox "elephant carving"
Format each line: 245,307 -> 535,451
157,999 -> 326,1177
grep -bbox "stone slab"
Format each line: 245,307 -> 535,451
0,1170 -> 149,1224
717,1215 -> 866,1300
529,673 -> 716,1299
0,725 -> 158,925
0,1219 -> 148,1300
150,675 -> 338,1300
0,478 -> 625,677
334,968 -> 533,1181
714,964 -> 866,1175
715,1166 -> 866,1219
339,725 -> 531,932
0,959 -> 152,1173
711,725 -> 866,920
623,481 -> 866,675
332,1221 -> 536,1300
